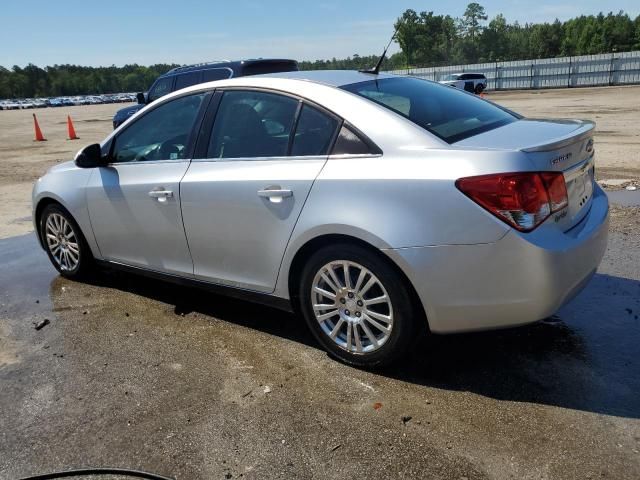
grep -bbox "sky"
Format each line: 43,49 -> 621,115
1,0 -> 638,68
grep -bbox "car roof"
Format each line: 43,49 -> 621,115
253,70 -> 398,87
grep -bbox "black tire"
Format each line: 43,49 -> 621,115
298,243 -> 421,368
39,203 -> 93,278
475,83 -> 485,95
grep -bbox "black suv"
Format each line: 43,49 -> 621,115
112,58 -> 299,128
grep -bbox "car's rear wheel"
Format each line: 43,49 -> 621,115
299,243 -> 420,368
40,204 -> 93,278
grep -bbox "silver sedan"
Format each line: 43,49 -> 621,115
32,71 -> 609,367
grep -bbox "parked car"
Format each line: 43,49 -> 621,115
33,71 -> 608,367
440,73 -> 488,94
111,58 -> 299,128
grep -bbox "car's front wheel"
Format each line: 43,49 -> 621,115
475,83 -> 485,94
40,204 -> 93,278
299,244 -> 421,368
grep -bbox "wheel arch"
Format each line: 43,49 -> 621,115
34,197 -> 85,250
285,233 -> 429,332
34,197 -> 66,248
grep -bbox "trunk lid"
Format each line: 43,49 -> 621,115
456,119 -> 596,231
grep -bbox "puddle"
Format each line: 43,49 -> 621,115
606,189 -> 640,207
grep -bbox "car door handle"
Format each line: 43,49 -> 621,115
148,189 -> 174,202
257,188 -> 293,203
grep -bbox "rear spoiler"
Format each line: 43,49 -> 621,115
520,120 -> 595,153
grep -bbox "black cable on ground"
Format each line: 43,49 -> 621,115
18,467 -> 175,480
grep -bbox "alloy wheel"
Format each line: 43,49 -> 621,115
311,260 -> 394,354
45,213 -> 80,272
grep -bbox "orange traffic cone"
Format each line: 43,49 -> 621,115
33,114 -> 46,141
67,115 -> 79,140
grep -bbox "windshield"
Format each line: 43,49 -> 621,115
341,77 -> 517,144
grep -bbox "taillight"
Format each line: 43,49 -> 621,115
540,172 -> 569,212
456,172 -> 568,232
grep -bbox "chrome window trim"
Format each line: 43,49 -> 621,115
106,158 -> 190,166
191,154 -> 329,163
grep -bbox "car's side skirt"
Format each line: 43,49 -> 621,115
94,260 -> 294,313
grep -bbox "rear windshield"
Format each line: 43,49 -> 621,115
341,77 -> 517,144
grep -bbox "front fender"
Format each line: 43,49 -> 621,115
32,166 -> 102,259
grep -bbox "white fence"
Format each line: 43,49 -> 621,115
389,51 -> 640,90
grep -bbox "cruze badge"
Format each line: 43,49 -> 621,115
551,152 -> 572,166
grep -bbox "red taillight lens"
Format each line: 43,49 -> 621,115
540,172 -> 569,212
456,172 -> 568,232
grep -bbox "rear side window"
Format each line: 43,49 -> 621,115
207,90 -> 298,159
342,77 -> 516,144
331,126 -> 379,155
202,68 -> 232,82
291,105 -> 339,156
241,61 -> 298,76
174,71 -> 202,90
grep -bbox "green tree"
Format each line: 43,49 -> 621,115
459,2 -> 488,40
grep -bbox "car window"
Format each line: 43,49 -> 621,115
207,90 -> 299,159
174,72 -> 202,91
342,77 -> 516,144
331,125 -> 379,155
147,77 -> 173,102
112,93 -> 206,163
291,105 -> 339,156
202,68 -> 232,82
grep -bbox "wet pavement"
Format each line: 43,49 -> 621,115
1,228 -> 639,479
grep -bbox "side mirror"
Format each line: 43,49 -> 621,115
136,92 -> 146,105
75,143 -> 108,168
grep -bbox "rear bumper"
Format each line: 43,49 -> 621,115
385,185 -> 609,334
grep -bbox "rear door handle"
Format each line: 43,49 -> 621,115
148,189 -> 174,202
257,188 -> 293,203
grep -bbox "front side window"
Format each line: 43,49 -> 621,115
291,105 -> 339,156
342,77 -> 516,144
112,93 -> 206,163
207,90 -> 298,159
147,77 -> 173,102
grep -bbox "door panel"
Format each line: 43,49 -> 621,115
180,158 -> 326,292
86,162 -> 193,274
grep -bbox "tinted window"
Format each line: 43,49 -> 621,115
174,71 -> 202,90
241,61 -> 298,76
112,93 -> 205,163
147,77 -> 173,102
342,77 -> 516,144
291,105 -> 339,156
208,90 -> 298,159
331,126 -> 378,155
202,68 -> 232,82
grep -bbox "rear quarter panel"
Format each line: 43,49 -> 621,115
273,147 -> 529,299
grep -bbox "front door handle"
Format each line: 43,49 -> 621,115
148,189 -> 174,203
257,187 -> 293,204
